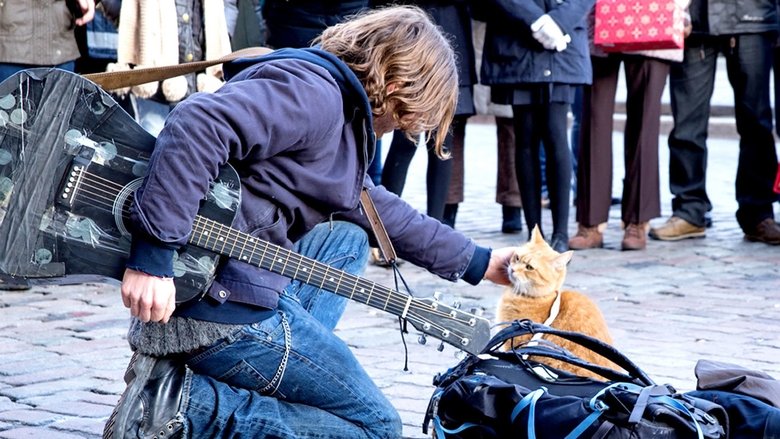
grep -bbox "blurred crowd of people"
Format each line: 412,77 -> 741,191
1,0 -> 778,252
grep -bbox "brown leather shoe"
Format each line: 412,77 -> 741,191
649,216 -> 705,241
744,218 -> 780,245
622,222 -> 648,251
568,224 -> 603,249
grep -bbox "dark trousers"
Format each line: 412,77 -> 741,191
513,102 -> 571,239
380,124 -> 457,221
494,116 -> 522,207
668,32 -> 779,231
576,54 -> 668,226
444,117 -> 468,205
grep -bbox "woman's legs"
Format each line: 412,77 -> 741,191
513,102 -> 571,251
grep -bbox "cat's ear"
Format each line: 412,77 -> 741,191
552,250 -> 574,269
531,225 -> 544,243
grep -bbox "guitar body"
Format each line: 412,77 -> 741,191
0,68 -> 239,302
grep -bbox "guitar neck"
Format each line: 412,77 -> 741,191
190,216 -> 410,317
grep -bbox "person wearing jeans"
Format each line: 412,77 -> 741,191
650,0 -> 780,245
180,222 -> 399,437
104,7 -> 518,438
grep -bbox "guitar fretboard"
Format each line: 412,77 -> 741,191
190,216 -> 411,317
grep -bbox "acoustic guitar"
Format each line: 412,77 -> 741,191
0,68 -> 490,354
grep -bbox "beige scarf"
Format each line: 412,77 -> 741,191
110,0 -> 232,102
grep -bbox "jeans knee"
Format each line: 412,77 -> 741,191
330,221 -> 369,259
367,409 -> 403,439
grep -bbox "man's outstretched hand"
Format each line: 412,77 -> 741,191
483,246 -> 516,286
121,268 -> 176,323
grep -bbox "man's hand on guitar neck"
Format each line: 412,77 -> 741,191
121,268 -> 177,323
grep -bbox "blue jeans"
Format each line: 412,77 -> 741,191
181,221 -> 402,438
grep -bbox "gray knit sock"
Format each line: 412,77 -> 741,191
127,317 -> 243,356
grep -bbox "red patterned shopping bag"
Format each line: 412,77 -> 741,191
594,0 -> 685,52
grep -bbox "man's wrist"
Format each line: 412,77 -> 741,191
126,238 -> 176,278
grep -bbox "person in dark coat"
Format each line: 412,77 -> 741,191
479,0 -> 593,252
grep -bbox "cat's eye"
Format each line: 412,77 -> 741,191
525,264 -> 534,271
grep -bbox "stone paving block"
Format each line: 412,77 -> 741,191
0,378 -> 99,401
0,340 -> 33,356
0,409 -> 63,426
0,397 -> 31,413
51,416 -> 106,437
0,367 -> 87,387
35,401 -> 113,418
0,353 -> 76,376
0,426 -> 85,439
20,390 -> 119,408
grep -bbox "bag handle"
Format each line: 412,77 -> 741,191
487,320 -> 654,386
496,345 -> 639,383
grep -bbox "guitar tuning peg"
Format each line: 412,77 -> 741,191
452,301 -> 461,310
470,307 -> 484,317
433,291 -> 443,301
437,341 -> 445,352
418,334 -> 427,345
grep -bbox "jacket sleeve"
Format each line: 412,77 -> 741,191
126,60 -> 344,277
339,177 -> 491,285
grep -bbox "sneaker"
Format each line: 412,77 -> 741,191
744,218 -> 780,245
501,206 -> 523,234
103,353 -> 187,439
568,224 -> 603,250
648,216 -> 705,241
621,222 -> 648,251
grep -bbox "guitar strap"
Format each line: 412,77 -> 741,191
82,48 -> 399,264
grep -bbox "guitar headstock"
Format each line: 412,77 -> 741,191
406,292 -> 491,355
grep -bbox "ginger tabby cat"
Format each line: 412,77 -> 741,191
496,226 -> 618,380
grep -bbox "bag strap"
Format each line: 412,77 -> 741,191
360,189 -> 397,264
82,46 -> 273,91
487,320 -> 654,386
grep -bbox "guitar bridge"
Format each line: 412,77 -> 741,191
57,147 -> 94,208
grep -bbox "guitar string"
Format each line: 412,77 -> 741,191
187,217 -> 477,346
74,173 -> 468,324
72,178 -> 475,344
72,172 -> 478,341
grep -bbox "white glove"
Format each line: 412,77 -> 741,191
531,14 -> 571,52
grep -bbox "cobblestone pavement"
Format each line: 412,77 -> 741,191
0,120 -> 778,438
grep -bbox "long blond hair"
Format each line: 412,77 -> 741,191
316,5 -> 458,158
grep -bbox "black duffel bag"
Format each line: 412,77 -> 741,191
424,320 -> 728,439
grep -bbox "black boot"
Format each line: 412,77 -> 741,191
443,203 -> 458,228
501,206 -> 523,234
104,353 -> 187,439
550,232 -> 570,253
